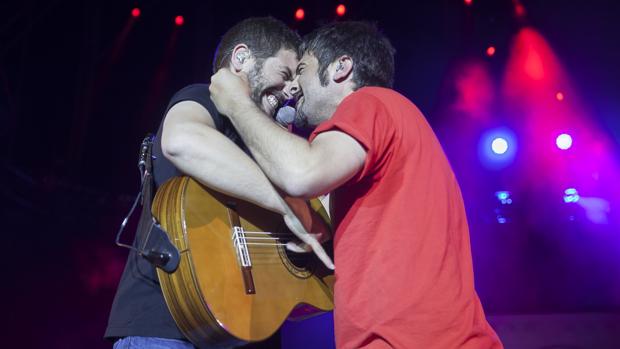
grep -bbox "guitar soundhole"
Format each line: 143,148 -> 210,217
276,222 -> 334,280
275,223 -> 314,272
280,232 -> 334,280
283,245 -> 313,269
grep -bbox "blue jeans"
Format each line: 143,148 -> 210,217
113,337 -> 197,349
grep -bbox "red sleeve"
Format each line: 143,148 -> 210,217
309,89 -> 390,184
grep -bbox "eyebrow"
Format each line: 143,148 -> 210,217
283,66 -> 293,80
295,62 -> 306,75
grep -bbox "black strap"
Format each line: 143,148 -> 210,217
116,134 -> 180,273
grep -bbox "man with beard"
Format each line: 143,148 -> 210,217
104,17 -> 321,349
209,22 -> 504,348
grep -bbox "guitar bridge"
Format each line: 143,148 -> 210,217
233,226 -> 252,268
229,209 -> 256,295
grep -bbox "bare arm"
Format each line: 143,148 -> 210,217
161,100 -> 286,214
209,71 -> 367,198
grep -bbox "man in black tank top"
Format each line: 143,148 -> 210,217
105,17 -> 301,349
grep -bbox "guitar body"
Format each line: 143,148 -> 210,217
152,176 -> 334,348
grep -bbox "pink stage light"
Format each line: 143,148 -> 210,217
514,3 -> 526,17
453,60 -> 494,120
556,133 -> 573,150
175,15 -> 184,26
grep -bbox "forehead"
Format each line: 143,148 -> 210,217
265,48 -> 298,71
300,52 -> 318,65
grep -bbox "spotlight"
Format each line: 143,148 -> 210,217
295,8 -> 305,21
556,91 -> 564,101
479,127 -> 517,169
464,0 -> 473,6
131,8 -> 141,18
563,188 -> 580,203
556,133 -> 572,150
515,3 -> 526,17
336,4 -> 346,17
491,137 -> 508,154
486,46 -> 496,57
175,15 -> 184,26
495,191 -> 513,205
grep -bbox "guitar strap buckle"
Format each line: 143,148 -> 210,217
139,218 -> 180,273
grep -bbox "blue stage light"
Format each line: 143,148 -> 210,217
479,127 -> 517,169
491,138 -> 509,154
563,188 -> 580,203
495,191 -> 513,204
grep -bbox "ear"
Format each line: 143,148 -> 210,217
230,44 -> 251,72
331,55 -> 353,83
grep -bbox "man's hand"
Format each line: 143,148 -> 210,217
283,196 -> 332,253
282,210 -> 335,270
209,69 -> 254,118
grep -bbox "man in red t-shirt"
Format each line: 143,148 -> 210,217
210,21 -> 503,349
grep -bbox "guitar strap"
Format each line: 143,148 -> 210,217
115,134 -> 180,273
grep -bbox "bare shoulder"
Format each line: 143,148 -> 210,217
164,100 -> 216,129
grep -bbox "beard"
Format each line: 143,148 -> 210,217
294,103 -> 310,129
247,60 -> 268,113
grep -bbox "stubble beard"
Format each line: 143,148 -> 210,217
247,60 -> 268,114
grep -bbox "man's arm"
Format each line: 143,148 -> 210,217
162,99 -> 335,269
209,72 -> 367,198
161,100 -> 287,214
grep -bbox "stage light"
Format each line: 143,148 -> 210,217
464,0 -> 473,6
556,133 -> 572,150
486,46 -> 496,57
556,91 -> 564,101
175,15 -> 184,26
131,8 -> 141,18
495,191 -> 513,205
563,188 -> 580,203
479,127 -> 517,169
336,4 -> 346,16
491,137 -> 508,154
295,8 -> 305,21
515,4 -> 526,17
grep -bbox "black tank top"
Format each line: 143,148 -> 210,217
104,84 -> 248,340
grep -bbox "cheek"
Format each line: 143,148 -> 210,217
299,77 -> 311,94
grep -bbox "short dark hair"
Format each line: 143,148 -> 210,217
213,17 -> 301,73
300,21 -> 395,89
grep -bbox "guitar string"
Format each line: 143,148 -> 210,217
229,230 -> 327,263
241,242 -> 315,262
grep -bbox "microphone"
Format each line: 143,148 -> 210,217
275,106 -> 296,126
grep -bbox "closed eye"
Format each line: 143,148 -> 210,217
295,63 -> 306,75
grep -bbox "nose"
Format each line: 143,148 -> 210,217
284,77 -> 301,100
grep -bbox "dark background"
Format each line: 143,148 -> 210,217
1,0 -> 619,348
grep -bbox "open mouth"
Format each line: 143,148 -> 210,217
267,94 -> 280,109
262,91 -> 285,117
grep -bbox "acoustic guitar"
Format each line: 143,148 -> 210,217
152,176 -> 334,348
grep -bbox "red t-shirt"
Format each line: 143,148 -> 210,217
309,87 -> 503,349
